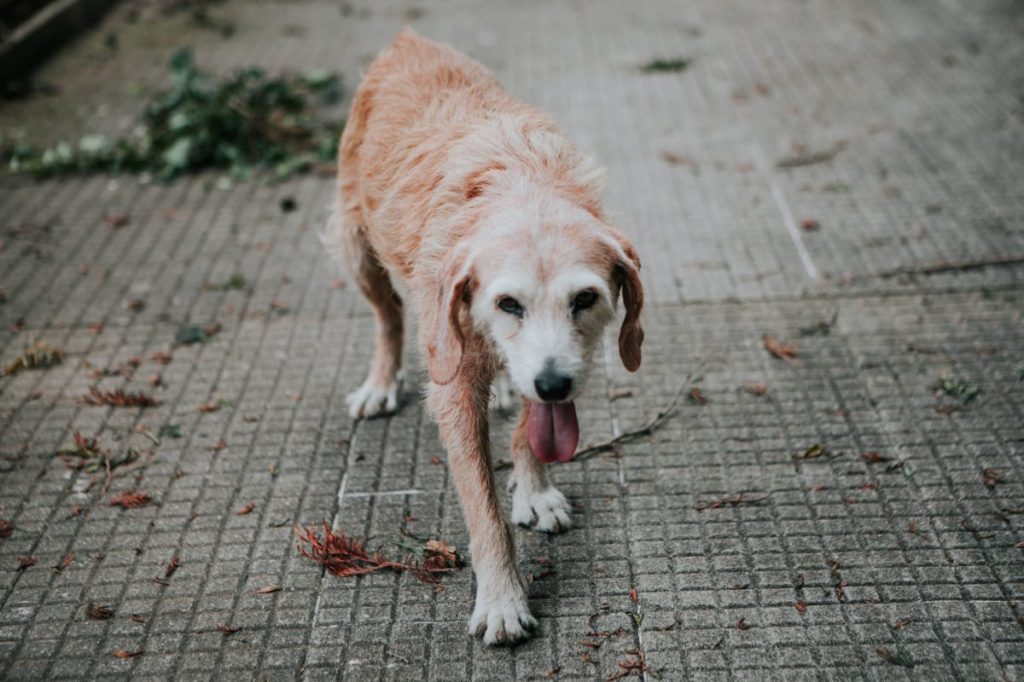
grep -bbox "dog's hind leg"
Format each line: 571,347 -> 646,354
509,398 -> 573,533
322,195 -> 404,418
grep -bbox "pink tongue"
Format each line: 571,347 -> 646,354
527,401 -> 579,463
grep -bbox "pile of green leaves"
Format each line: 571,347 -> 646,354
3,48 -> 343,180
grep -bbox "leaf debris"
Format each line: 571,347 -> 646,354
295,523 -> 462,584
776,141 -> 846,168
113,649 -> 144,659
936,372 -> 979,404
217,623 -> 239,635
87,603 -> 114,620
982,468 -> 1004,489
3,340 -> 64,375
109,491 -> 153,509
763,335 -> 798,362
696,492 -> 769,511
794,443 -> 834,460
80,387 -> 160,408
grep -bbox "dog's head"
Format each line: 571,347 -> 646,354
426,196 -> 644,417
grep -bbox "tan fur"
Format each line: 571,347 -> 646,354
323,29 -> 644,644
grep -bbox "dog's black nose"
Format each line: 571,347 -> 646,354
534,368 -> 573,402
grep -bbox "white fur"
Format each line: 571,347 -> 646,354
468,565 -> 537,644
346,371 -> 404,418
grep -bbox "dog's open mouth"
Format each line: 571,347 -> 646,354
526,401 -> 579,463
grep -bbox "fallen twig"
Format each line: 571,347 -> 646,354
853,255 -> 1024,281
575,364 -> 707,461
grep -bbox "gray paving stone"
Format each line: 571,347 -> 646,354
2,0 -> 1024,679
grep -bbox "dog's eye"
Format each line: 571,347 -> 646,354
497,296 -> 524,317
572,289 -> 598,313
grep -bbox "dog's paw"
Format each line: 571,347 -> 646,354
468,587 -> 537,645
489,373 -> 518,413
511,484 -> 572,533
346,373 -> 403,418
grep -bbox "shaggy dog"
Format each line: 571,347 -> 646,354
322,29 -> 644,644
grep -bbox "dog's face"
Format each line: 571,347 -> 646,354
426,201 -> 644,399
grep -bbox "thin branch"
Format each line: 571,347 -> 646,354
855,255 -> 1024,281
574,368 -> 702,460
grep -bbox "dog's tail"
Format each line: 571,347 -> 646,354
318,187 -> 368,282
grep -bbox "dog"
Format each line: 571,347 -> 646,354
321,29 -> 644,645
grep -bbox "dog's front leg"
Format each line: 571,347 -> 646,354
428,372 -> 537,645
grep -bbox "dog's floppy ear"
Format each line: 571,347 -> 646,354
610,234 -> 644,372
426,250 -> 473,385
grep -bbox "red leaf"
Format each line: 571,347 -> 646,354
795,601 -> 807,615
109,491 -> 152,509
237,502 -> 256,515
629,588 -> 638,603
763,335 -> 798,362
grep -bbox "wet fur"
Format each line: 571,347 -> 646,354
321,29 -> 643,644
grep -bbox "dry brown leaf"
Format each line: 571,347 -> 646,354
16,555 -> 35,570
982,468 -> 1004,488
150,351 -> 173,365
0,519 -> 12,538
736,618 -> 751,631
763,335 -> 798,362
687,387 -> 708,405
104,213 -> 130,228
109,491 -> 152,509
196,402 -> 220,413
87,603 -> 114,620
217,623 -> 240,634
129,614 -> 145,623
743,382 -> 770,396
210,439 -> 227,451
237,502 -> 256,515
893,618 -> 912,629
165,556 -> 180,578
295,523 -> 461,585
629,588 -> 638,603
860,451 -> 889,463
794,601 -> 807,615
113,649 -> 143,659
253,585 -> 281,595
80,387 -> 160,408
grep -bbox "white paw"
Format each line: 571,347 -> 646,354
511,484 -> 572,533
490,373 -> 518,413
468,584 -> 537,645
346,372 -> 403,418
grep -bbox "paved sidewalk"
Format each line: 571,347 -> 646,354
1,0 -> 1023,679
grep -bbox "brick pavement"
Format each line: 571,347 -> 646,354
1,0 -> 1022,679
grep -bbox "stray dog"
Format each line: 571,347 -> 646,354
322,29 -> 644,644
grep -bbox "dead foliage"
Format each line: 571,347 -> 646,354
875,645 -> 914,668
295,523 -> 462,584
165,556 -> 180,578
827,559 -> 847,603
150,351 -> 173,364
776,141 -> 846,168
982,468 -> 1004,489
893,618 -> 912,629
109,491 -> 153,509
800,218 -> 820,232
860,451 -> 889,463
795,601 -> 808,615
87,603 -> 114,620
80,387 -> 160,408
763,335 -> 798,362
606,649 -> 655,680
794,443 -> 834,460
217,623 -> 239,635
736,618 -> 751,630
696,492 -> 769,512
687,387 -> 708,405
253,585 -> 281,595
743,382 -> 770,396
237,502 -> 256,515
113,649 -> 144,659
0,519 -> 12,538
3,340 -> 64,375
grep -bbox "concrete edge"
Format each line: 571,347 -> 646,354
0,0 -> 120,86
